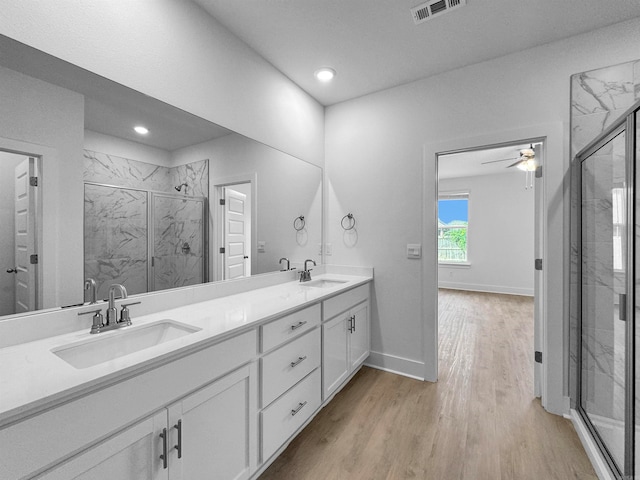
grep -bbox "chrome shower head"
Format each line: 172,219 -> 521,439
175,183 -> 188,192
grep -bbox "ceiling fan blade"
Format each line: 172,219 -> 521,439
480,157 -> 517,165
506,159 -> 524,168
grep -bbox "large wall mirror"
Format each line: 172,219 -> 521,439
0,35 -> 322,319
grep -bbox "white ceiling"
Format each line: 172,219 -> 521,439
194,0 -> 640,106
438,143 -> 533,179
0,35 -> 232,152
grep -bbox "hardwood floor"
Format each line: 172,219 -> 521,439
259,289 -> 597,480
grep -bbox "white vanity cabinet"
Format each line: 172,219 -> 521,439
166,363 -> 257,480
0,331 -> 257,480
40,364 -> 257,480
322,284 -> 370,400
259,304 -> 322,463
39,410 -> 169,480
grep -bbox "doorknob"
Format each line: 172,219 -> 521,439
244,256 -> 249,259
6,268 -> 17,274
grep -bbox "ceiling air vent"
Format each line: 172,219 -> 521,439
411,0 -> 466,25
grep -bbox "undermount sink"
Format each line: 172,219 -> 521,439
52,320 -> 201,369
301,278 -> 348,289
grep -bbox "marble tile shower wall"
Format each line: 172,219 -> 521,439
83,150 -> 208,298
570,59 -> 640,410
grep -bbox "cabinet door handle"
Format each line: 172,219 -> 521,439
291,401 -> 307,416
291,320 -> 307,330
290,355 -> 307,368
352,315 -> 356,333
159,428 -> 168,469
173,419 -> 182,459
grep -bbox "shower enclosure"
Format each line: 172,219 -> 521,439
577,100 -> 639,478
84,182 -> 207,301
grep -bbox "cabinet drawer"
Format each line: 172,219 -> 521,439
323,283 -> 370,321
261,328 -> 320,407
261,304 -> 320,352
261,368 -> 321,462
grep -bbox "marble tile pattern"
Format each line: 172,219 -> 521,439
84,184 -> 148,299
578,134 -> 627,426
83,150 -> 208,296
152,196 -> 204,292
569,59 -> 640,409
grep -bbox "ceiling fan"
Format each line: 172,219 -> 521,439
481,145 -> 536,171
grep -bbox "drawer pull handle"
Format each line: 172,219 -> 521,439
174,419 -> 182,459
291,320 -> 308,330
159,428 -> 168,469
290,356 -> 307,368
291,401 -> 307,416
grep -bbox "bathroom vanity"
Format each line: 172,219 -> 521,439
0,268 -> 372,479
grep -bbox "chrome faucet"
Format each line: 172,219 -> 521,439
84,278 -> 97,304
79,283 -> 140,334
107,284 -> 128,325
279,257 -> 290,271
299,259 -> 316,282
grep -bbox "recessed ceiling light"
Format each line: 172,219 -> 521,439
314,67 -> 336,82
134,125 -> 149,135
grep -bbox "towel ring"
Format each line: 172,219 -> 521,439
341,213 -> 356,231
293,215 -> 306,231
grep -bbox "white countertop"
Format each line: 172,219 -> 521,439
0,273 -> 372,426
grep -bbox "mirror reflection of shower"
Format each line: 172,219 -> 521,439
175,182 -> 188,193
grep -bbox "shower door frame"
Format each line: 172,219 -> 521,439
576,103 -> 638,479
84,181 -> 209,295
149,191 -> 209,292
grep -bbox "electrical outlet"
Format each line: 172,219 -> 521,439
317,243 -> 323,255
325,243 -> 333,256
258,241 -> 266,253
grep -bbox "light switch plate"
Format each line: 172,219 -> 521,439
407,243 -> 421,259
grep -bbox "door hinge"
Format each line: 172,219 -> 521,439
535,166 -> 542,178
30,254 -> 38,264
535,351 -> 542,363
219,199 -> 225,206
30,176 -> 38,187
535,258 -> 542,271
219,247 -> 225,254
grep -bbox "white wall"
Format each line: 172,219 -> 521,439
438,173 -> 534,296
84,130 -> 172,167
325,17 -> 640,411
0,0 -> 324,168
0,65 -> 85,309
173,133 -> 322,277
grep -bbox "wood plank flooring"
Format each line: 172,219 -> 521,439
259,289 -> 597,480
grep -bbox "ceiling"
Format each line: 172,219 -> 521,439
0,35 -> 232,152
438,143 -> 534,179
194,0 -> 640,106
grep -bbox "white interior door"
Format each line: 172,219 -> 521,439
533,144 -> 544,398
224,187 -> 248,280
14,157 -> 36,313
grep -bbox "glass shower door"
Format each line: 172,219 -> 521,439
151,193 -> 205,292
580,127 -> 628,474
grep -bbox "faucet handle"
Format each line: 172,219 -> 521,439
78,308 -> 104,334
120,302 -> 141,325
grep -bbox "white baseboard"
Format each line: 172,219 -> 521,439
365,351 -> 425,381
570,409 -> 615,480
437,281 -> 533,296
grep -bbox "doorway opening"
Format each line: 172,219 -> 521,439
436,139 -> 545,400
213,177 -> 255,281
0,149 -> 40,316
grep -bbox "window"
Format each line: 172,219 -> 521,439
438,193 -> 469,263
